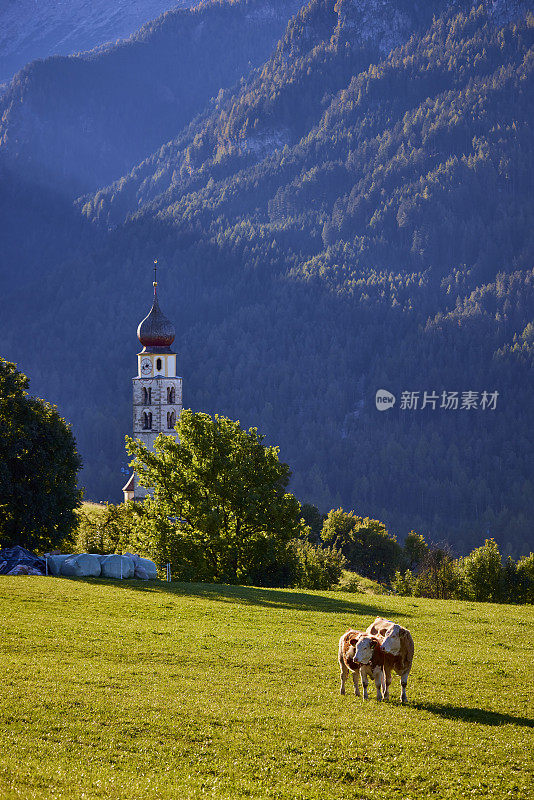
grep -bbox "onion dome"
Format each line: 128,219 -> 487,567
137,279 -> 175,353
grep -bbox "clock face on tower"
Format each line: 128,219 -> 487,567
141,358 -> 152,375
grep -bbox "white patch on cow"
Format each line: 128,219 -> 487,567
401,671 -> 409,703
381,624 -> 402,655
353,636 -> 375,665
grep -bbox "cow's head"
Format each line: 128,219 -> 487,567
381,624 -> 402,656
345,636 -> 359,662
351,635 -> 378,665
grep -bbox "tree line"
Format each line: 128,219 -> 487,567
2,357 -> 531,601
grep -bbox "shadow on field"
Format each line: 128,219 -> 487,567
98,579 -> 401,617
415,702 -> 534,728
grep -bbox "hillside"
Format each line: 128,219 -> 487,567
1,578 -> 532,799
0,0 -> 186,85
1,0 -> 533,556
83,0 -> 457,223
0,0 -> 303,194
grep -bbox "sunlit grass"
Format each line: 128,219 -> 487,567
0,578 -> 532,799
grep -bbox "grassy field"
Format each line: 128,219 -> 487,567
1,578 -> 532,800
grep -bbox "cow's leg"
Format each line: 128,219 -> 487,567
400,670 -> 410,704
383,665 -> 392,700
361,666 -> 370,700
373,666 -> 383,702
339,657 -> 349,695
352,669 -> 360,697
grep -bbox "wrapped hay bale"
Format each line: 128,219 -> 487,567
135,557 -> 158,580
61,554 -> 101,578
134,566 -> 150,580
99,554 -> 135,579
46,554 -> 73,576
121,552 -> 158,580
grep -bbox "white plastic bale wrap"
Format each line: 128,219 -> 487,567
124,552 -> 158,580
135,557 -> 158,580
45,554 -> 73,576
99,554 -> 135,579
61,554 -> 102,578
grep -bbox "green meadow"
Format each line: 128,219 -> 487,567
1,578 -> 532,800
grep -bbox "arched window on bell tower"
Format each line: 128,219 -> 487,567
167,410 -> 176,429
156,358 -> 162,372
142,387 -> 152,404
167,386 -> 175,404
143,412 -> 152,430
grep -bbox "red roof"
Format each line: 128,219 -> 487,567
122,473 -> 135,492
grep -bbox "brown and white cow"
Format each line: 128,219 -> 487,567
338,630 -> 386,701
365,617 -> 414,704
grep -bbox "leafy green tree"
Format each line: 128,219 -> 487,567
0,358 -> 82,552
126,411 -> 305,585
290,539 -> 345,590
300,503 -> 325,543
127,499 -> 208,582
403,531 -> 429,571
516,553 -> 534,604
498,556 -> 521,603
461,539 -> 503,602
321,508 -> 401,581
414,548 -> 462,600
392,568 -> 416,596
74,502 -> 138,555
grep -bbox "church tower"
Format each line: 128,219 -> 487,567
123,266 -> 182,502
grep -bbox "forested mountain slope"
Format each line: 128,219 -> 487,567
83,0 -> 457,223
2,0 -> 533,557
0,0 -> 303,194
0,0 -> 185,84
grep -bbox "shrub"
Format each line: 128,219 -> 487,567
415,549 -> 462,599
516,553 -> 534,603
393,548 -> 462,599
321,508 -> 402,581
392,541 -> 533,604
127,500 -> 210,581
290,539 -> 345,590
392,569 -> 416,596
300,503 -> 325,543
403,531 -> 429,571
499,556 -> 521,603
461,539 -> 503,602
337,570 -> 362,593
74,502 -> 136,555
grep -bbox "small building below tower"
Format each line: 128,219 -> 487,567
122,473 -> 135,502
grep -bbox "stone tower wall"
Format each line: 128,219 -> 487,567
132,375 -> 182,499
